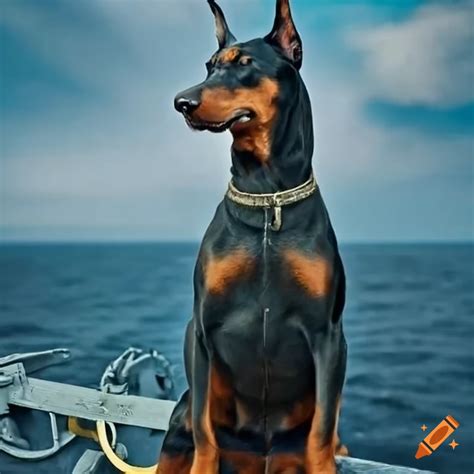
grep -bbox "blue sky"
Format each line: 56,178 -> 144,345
1,0 -> 473,242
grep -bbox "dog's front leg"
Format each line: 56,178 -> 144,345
305,325 -> 346,474
190,331 -> 219,474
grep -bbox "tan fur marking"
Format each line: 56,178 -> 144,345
184,403 -> 192,432
210,365 -> 235,427
235,398 -> 252,429
336,442 -> 349,457
190,384 -> 218,474
218,47 -> 240,63
190,365 -> 237,473
334,401 -> 349,456
268,453 -> 305,474
157,453 -> 192,474
205,249 -> 254,295
220,450 -> 265,474
281,393 -> 315,430
202,381 -> 217,449
284,250 -> 333,297
305,402 -> 337,474
194,78 -> 279,162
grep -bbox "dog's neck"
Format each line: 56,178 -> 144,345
229,79 -> 314,194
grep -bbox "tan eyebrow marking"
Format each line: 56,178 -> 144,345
218,47 -> 240,64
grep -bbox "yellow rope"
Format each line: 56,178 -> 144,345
96,420 -> 158,474
68,417 -> 99,442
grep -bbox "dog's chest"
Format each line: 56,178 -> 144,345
201,248 -> 320,391
200,234 -> 335,331
209,300 -> 314,401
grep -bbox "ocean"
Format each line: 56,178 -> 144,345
0,243 -> 472,473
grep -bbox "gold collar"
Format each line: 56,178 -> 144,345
226,173 -> 317,231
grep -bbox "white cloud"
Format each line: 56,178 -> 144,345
1,1 -> 472,241
0,1 -> 210,95
349,1 -> 474,107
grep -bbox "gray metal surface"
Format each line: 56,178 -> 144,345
0,412 -> 75,460
0,350 -> 436,473
337,456 -> 435,473
0,348 -> 71,374
2,363 -> 176,431
72,449 -> 110,474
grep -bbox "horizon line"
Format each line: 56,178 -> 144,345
0,239 -> 472,246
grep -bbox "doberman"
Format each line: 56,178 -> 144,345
158,1 -> 348,473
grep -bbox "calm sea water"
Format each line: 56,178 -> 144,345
0,243 -> 472,474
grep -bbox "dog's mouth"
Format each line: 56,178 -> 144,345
184,110 -> 254,133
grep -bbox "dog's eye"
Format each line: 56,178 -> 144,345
239,56 -> 252,66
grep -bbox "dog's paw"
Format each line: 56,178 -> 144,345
335,443 -> 349,457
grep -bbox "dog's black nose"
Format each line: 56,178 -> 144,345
174,96 -> 200,114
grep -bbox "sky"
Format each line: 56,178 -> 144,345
1,0 -> 473,243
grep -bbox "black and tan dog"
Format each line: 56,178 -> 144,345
158,1 -> 347,472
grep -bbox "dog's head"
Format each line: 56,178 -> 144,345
174,0 -> 304,163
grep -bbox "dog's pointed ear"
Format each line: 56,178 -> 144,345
208,0 -> 237,49
264,0 -> 302,69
